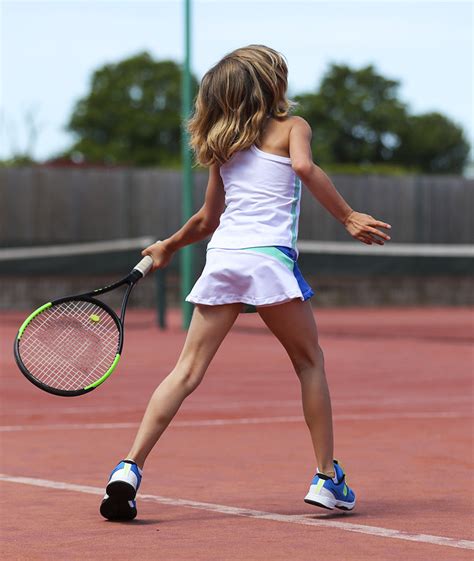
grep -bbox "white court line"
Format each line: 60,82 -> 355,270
0,474 -> 472,551
0,411 -> 470,432
3,395 -> 471,416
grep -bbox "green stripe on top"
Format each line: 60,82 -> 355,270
290,175 -> 302,249
17,302 -> 52,339
84,353 -> 121,390
241,246 -> 294,270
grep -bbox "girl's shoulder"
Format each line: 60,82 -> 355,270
270,115 -> 312,140
287,115 -> 312,131
271,114 -> 308,127
259,116 -> 311,158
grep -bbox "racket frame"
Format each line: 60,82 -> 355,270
14,258 -> 152,397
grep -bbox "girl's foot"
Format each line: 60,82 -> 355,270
100,460 -> 143,521
304,459 -> 356,511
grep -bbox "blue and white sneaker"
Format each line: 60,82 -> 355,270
100,460 -> 143,521
304,459 -> 356,511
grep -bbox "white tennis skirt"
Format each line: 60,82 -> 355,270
185,246 -> 314,308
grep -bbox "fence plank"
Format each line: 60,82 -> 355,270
1,168 -> 472,246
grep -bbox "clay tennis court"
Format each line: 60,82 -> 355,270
1,306 -> 472,560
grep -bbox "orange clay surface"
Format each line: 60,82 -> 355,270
1,307 -> 473,561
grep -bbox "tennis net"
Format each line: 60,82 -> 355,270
296,240 -> 474,275
1,238 -> 472,323
0,237 -> 171,327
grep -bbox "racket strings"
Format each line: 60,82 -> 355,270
18,300 -> 120,391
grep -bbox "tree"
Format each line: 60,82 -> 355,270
294,63 -> 470,174
63,52 -> 199,167
394,112 -> 470,174
0,104 -> 43,166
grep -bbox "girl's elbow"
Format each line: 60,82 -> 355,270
292,160 -> 313,180
200,216 -> 220,235
195,208 -> 219,235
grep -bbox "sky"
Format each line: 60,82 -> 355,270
0,0 -> 472,161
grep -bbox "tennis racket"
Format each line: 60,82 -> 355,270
14,254 -> 155,397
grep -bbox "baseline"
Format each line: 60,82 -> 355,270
0,474 -> 472,551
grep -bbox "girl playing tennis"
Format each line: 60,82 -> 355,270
100,45 -> 391,521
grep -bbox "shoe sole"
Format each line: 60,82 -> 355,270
100,481 -> 137,521
304,498 -> 334,510
304,499 -> 355,511
106,480 -> 137,501
304,494 -> 356,511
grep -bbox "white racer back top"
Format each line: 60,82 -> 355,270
207,144 -> 302,255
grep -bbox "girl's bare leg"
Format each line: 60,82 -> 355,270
257,299 -> 335,476
125,303 -> 242,469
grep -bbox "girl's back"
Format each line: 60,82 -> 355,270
208,117 -> 302,252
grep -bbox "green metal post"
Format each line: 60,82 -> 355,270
180,0 -> 194,330
155,269 -> 167,329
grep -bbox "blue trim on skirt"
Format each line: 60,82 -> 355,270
240,245 -> 315,313
274,246 -> 315,301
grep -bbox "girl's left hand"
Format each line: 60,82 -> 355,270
344,211 -> 392,245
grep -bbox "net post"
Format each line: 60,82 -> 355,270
180,0 -> 194,330
155,268 -> 167,330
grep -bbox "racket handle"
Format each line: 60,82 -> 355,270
133,255 -> 154,277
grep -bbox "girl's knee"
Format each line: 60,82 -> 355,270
292,344 -> 324,376
317,344 -> 325,364
171,364 -> 205,395
182,376 -> 203,395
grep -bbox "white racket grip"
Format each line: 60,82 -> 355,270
133,255 -> 154,277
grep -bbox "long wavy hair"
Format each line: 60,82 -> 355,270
188,45 -> 294,166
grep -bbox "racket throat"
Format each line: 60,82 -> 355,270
119,283 -> 135,323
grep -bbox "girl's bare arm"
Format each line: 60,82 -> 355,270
289,117 -> 392,245
142,164 -> 225,269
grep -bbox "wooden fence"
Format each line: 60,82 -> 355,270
1,167 -> 472,246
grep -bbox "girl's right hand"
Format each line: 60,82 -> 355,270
141,240 -> 173,271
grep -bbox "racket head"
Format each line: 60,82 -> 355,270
14,296 -> 123,397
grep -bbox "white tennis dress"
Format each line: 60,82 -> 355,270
185,144 -> 314,308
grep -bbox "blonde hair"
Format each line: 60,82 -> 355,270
188,44 -> 294,166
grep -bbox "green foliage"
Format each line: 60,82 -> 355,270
322,162 -> 419,176
0,154 -> 36,168
394,112 -> 470,174
63,51 -> 198,167
45,54 -> 470,174
294,63 -> 470,174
